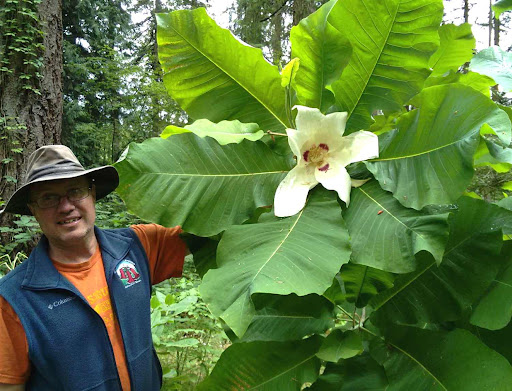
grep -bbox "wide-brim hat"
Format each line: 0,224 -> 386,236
1,145 -> 119,215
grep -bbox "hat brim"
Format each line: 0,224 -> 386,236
0,166 -> 119,215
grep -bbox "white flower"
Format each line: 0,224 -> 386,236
274,106 -> 379,217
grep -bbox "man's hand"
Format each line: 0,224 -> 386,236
0,384 -> 24,390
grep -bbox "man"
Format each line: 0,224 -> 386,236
0,145 -> 187,390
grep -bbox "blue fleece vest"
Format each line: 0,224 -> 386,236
0,227 -> 162,390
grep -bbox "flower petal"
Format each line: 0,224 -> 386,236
315,162 -> 352,205
291,106 -> 348,153
331,130 -> 379,167
286,128 -> 304,160
274,164 -> 317,217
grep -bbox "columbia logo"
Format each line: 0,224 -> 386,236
48,296 -> 76,310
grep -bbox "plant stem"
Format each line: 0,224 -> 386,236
338,305 -> 355,322
267,130 -> 287,137
337,304 -> 365,329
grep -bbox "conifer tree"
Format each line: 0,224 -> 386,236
0,0 -> 62,228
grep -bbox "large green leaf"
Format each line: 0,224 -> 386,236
329,0 -> 443,132
471,262 -> 512,330
157,9 -> 289,131
371,325 -> 512,390
469,46 -> 512,92
161,119 -> 265,145
115,134 -> 292,236
499,196 -> 512,211
200,188 -> 351,337
237,294 -> 335,342
316,329 -> 363,362
309,354 -> 388,391
493,0 -> 512,18
366,84 -> 511,210
476,322 -> 512,364
497,198 -> 512,236
370,197 -> 512,327
470,242 -> 512,330
477,106 -> 512,171
343,181 -> 450,273
184,236 -> 218,278
340,263 -> 394,307
474,137 -> 512,173
428,23 -> 475,76
424,70 -> 495,97
323,274 -> 347,306
197,336 -> 322,391
498,104 -> 512,126
290,0 -> 352,111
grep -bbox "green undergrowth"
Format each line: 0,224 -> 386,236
95,192 -> 146,229
153,256 -> 229,390
0,214 -> 39,274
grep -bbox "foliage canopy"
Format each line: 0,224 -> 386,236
116,0 -> 512,389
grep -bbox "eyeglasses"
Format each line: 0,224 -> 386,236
31,186 -> 92,209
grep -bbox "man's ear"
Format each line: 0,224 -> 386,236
28,203 -> 38,219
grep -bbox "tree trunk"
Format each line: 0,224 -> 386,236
151,0 -> 164,137
271,6 -> 284,65
0,0 -> 62,244
488,0 -> 493,47
292,0 -> 316,26
494,16 -> 500,46
463,0 -> 469,23
111,110 -> 119,163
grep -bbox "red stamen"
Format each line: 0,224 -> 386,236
303,150 -> 309,162
318,163 -> 330,172
319,143 -> 329,151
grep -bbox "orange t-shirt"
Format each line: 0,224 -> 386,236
0,224 -> 186,389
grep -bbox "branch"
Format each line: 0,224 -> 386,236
260,0 -> 290,22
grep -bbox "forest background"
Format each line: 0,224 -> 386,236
1,0 -> 512,389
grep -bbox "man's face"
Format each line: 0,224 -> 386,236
29,177 -> 96,248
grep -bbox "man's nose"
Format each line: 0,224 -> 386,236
56,195 -> 76,212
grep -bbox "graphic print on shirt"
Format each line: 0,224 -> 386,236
115,259 -> 141,288
87,286 -> 116,329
